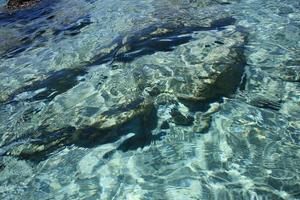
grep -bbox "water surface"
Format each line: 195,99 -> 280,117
0,0 -> 299,199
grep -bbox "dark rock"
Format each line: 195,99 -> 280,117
160,121 -> 170,129
6,0 -> 40,10
170,108 -> 194,126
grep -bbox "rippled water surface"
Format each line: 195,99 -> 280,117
0,0 -> 299,199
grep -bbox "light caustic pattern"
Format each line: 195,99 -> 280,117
0,0 -> 299,199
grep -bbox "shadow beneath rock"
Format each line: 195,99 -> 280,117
73,104 -> 159,152
6,105 -> 159,162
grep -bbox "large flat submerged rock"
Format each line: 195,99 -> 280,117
0,24 -> 246,158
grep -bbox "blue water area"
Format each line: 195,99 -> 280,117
0,0 -> 299,199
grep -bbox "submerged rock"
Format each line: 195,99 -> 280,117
0,24 -> 246,158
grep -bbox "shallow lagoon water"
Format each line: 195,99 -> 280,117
0,0 -> 299,199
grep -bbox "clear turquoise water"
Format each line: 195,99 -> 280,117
0,0 -> 299,199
